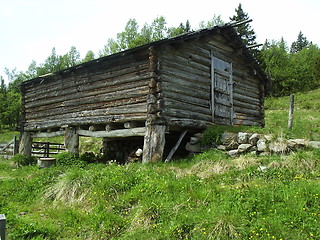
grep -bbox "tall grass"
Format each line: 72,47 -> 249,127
0,88 -> 319,239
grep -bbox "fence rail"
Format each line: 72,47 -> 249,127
0,136 -> 19,159
32,141 -> 65,158
1,138 -> 65,159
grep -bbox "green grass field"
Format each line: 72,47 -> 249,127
0,89 -> 320,239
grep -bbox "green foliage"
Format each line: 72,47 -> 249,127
55,152 -> 87,167
290,31 -> 310,53
101,16 -> 193,56
230,3 -> 257,46
260,39 -> 320,96
11,154 -> 37,166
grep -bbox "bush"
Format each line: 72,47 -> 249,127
55,152 -> 87,167
11,154 -> 37,166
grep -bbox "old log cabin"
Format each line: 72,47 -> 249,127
19,22 -> 267,162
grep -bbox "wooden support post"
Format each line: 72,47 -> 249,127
142,124 -> 166,163
19,132 -> 32,156
165,130 -> 188,163
288,94 -> 294,131
13,136 -> 19,156
0,214 -> 6,240
65,127 -> 79,154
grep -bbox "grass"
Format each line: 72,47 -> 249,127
0,88 -> 320,239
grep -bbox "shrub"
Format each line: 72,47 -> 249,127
11,154 -> 37,166
55,152 -> 86,167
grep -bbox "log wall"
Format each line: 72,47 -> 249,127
21,50 -> 150,131
159,32 -> 264,128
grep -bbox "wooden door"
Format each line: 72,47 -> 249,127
211,56 -> 233,125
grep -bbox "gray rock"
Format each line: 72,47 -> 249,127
189,137 -> 199,145
308,141 -> 320,149
257,139 -> 268,152
237,132 -> 250,144
217,145 -> 227,151
238,144 -> 253,153
228,149 -> 239,158
221,132 -> 237,145
186,142 -> 202,153
249,133 -> 260,145
287,139 -> 308,150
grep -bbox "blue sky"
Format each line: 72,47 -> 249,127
1,0 -> 319,84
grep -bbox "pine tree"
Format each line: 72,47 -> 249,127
230,3 -> 257,46
290,31 -> 310,53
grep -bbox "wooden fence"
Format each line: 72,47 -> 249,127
32,142 -> 65,158
0,136 -> 19,159
0,138 -> 65,159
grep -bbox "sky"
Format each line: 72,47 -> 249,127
1,0 -> 319,84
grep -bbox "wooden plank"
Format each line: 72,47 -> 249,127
77,127 -> 145,138
165,129 -> 188,163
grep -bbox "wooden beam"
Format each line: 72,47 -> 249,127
77,127 -> 146,138
165,130 -> 188,163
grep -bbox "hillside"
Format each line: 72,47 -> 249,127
0,88 -> 320,239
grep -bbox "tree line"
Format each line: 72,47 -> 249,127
0,4 -> 319,129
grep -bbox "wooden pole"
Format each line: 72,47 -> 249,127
165,130 -> 188,163
65,127 -> 79,154
0,214 -> 6,240
288,94 -> 294,130
142,124 -> 166,163
19,132 -> 32,156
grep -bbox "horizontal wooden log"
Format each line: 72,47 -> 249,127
23,113 -> 147,131
166,117 -> 211,129
162,64 -> 210,86
26,102 -> 148,122
77,127 -> 145,138
233,99 -> 261,111
32,131 -> 65,138
25,76 -> 149,108
162,107 -> 212,122
164,98 -> 211,116
162,91 -> 209,108
161,81 -> 210,101
233,106 -> 261,117
161,73 -> 209,92
25,53 -> 149,93
233,92 -> 261,106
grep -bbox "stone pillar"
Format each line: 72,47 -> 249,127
142,124 -> 166,163
65,127 -> 79,154
19,132 -> 32,156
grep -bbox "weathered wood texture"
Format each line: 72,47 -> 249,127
64,127 -> 79,154
19,132 -> 32,156
21,50 -> 150,131
142,124 -> 166,163
159,31 -> 264,127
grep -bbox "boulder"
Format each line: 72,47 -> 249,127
308,141 -> 320,149
287,139 -> 308,150
221,132 -> 237,145
249,133 -> 260,145
186,142 -> 202,153
189,137 -> 200,145
237,132 -> 250,144
257,139 -> 268,152
228,149 -> 239,158
238,144 -> 253,153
